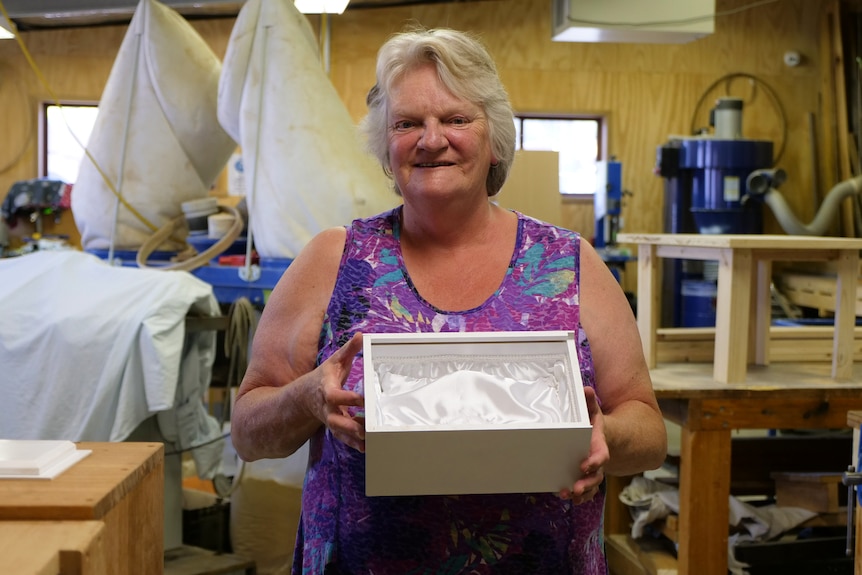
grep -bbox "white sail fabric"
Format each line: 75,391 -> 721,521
72,0 -> 237,252
218,0 -> 397,259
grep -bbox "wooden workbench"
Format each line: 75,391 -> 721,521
0,442 -> 164,575
617,233 -> 862,383
609,233 -> 862,574
0,520 -> 106,575
605,362 -> 862,575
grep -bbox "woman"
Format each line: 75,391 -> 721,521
232,27 -> 667,574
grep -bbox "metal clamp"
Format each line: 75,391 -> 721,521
841,465 -> 862,556
238,264 -> 261,283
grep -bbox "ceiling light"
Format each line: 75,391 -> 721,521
294,0 -> 350,14
0,14 -> 15,39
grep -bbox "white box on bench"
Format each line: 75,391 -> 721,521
362,330 -> 592,496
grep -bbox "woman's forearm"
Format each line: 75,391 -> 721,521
602,400 -> 668,477
230,379 -> 321,462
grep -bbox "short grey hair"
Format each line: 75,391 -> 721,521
360,27 -> 516,197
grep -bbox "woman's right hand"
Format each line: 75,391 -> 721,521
308,331 -> 367,452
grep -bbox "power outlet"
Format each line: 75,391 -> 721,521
783,51 -> 802,67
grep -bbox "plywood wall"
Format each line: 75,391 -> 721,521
327,0 -> 830,239
494,150 -> 562,226
0,0 -> 842,253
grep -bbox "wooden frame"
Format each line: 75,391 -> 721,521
619,233 -> 862,383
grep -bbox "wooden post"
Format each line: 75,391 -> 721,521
821,0 -> 856,237
753,259 -> 772,366
604,475 -> 636,537
637,243 -> 660,368
713,247 -> 752,383
678,424 -> 732,575
834,248 -> 859,380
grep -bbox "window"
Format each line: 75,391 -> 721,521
40,105 -> 604,196
40,102 -> 99,183
513,114 -> 603,196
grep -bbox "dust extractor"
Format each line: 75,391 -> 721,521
656,94 -> 862,327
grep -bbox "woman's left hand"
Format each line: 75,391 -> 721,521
559,386 -> 609,504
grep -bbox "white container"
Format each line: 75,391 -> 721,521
362,330 -> 592,497
208,213 -> 235,238
181,197 -> 219,233
0,439 -> 91,479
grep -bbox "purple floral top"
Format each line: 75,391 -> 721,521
292,207 -> 606,575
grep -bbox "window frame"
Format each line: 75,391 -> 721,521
39,100 -> 100,183
39,105 -> 607,199
513,112 -> 606,200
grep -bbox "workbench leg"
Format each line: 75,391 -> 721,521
753,259 -> 771,366
637,243 -> 659,368
678,427 -> 731,575
714,248 -> 752,383
604,474 -> 636,538
833,248 -> 858,381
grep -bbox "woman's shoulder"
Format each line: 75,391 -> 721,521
515,210 -> 581,242
282,226 -> 348,283
352,206 -> 400,232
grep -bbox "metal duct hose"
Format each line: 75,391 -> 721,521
748,170 -> 862,236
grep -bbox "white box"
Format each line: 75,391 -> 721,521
362,330 -> 592,496
0,440 -> 91,479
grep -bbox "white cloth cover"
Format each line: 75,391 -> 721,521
72,0 -> 237,252
218,0 -> 398,259
0,250 -> 224,477
619,475 -> 818,575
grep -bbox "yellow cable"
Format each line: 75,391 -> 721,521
224,296 -> 259,415
213,296 -> 258,498
136,204 -> 244,271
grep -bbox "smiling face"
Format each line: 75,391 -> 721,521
387,64 -> 497,202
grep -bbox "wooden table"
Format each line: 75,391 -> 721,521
0,520 -> 106,575
606,233 -> 862,573
605,363 -> 862,575
617,233 -> 862,383
0,442 -> 164,575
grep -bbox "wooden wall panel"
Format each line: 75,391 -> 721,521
0,0 -> 841,251
0,62 -> 34,183
495,150 -> 563,227
328,0 -> 829,239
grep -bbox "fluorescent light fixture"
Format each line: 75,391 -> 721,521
0,14 -> 15,39
294,0 -> 350,14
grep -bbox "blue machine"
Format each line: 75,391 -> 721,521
190,258 -> 290,306
594,159 -> 623,250
655,98 -> 773,327
594,159 -> 636,288
657,138 -> 772,237
88,239 -> 290,307
184,234 -> 291,305
191,258 -> 290,306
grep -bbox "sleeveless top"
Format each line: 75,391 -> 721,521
293,207 -> 606,575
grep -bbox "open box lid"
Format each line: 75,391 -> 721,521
363,330 -> 590,432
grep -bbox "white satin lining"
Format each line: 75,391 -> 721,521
373,354 -> 576,427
